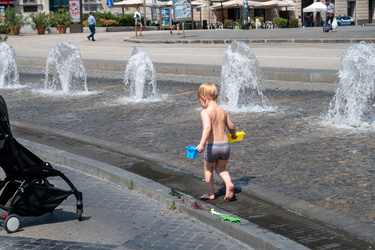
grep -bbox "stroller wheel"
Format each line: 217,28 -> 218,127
77,208 -> 83,221
4,215 -> 20,233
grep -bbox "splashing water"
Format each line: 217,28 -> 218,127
219,41 -> 275,112
0,42 -> 20,88
324,42 -> 375,128
123,46 -> 158,101
44,41 -> 88,94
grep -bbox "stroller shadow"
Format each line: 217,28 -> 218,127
18,209 -> 90,229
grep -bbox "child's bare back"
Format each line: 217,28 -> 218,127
203,104 -> 232,144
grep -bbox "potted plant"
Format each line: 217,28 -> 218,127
50,8 -> 71,34
29,12 -> 51,35
4,7 -> 28,35
224,19 -> 233,28
0,15 -> 8,41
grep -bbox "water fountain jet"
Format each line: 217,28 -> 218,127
0,42 -> 20,88
44,41 -> 88,94
324,42 -> 375,128
219,41 -> 275,112
123,46 -> 158,101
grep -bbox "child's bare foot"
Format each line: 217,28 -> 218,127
200,194 -> 215,200
224,184 -> 235,201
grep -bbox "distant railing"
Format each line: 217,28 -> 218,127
264,21 -> 275,29
208,22 -> 224,29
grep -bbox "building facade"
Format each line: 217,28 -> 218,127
15,0 -> 104,13
1,0 -> 373,25
296,0 -> 374,25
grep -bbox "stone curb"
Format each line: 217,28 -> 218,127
18,138 -> 309,250
17,57 -> 338,84
125,38 -> 375,44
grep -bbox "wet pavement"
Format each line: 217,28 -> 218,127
1,72 -> 374,248
1,27 -> 375,248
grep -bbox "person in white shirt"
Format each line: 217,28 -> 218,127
255,16 -> 261,29
326,0 -> 335,31
134,7 -> 143,36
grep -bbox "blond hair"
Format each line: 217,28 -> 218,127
197,82 -> 218,101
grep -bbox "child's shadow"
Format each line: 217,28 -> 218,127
215,176 -> 256,201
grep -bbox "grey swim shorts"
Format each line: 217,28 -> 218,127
204,143 -> 230,163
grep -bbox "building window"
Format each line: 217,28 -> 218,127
23,5 -> 38,12
84,4 -> 101,12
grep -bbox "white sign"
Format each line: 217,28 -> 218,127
173,0 -> 192,22
69,1 -> 81,23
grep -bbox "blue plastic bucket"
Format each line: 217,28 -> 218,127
186,146 -> 198,159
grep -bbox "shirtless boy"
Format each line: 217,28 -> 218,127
196,82 -> 236,201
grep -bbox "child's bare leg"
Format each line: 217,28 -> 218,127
215,159 -> 234,200
201,161 -> 215,200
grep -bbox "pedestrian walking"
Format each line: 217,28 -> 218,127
170,9 -> 180,35
326,0 -> 335,32
87,12 -> 96,41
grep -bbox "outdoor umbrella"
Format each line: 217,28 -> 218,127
254,0 -> 297,8
113,0 -> 155,22
211,0 -> 297,9
210,0 -> 242,9
113,0 -> 155,7
303,1 -> 327,12
303,2 -> 327,27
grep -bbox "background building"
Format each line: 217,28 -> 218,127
297,0 -> 373,25
1,0 -> 373,26
15,0 -> 104,13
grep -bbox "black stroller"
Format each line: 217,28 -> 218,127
0,95 -> 83,233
